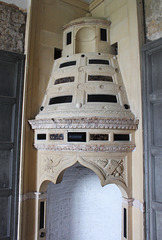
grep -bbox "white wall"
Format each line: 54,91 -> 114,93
46,164 -> 122,240
2,0 -> 31,10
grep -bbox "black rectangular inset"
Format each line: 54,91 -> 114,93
90,134 -> 109,141
89,59 -> 109,65
88,75 -> 113,82
87,94 -> 117,103
111,42 -> 118,55
37,134 -> 46,140
55,77 -> 74,85
59,61 -> 76,68
68,132 -> 86,142
54,48 -> 62,59
49,95 -> 72,105
40,201 -> 45,229
100,28 -> 107,41
114,134 -> 130,141
50,134 -> 64,140
124,208 -> 127,238
67,32 -> 72,45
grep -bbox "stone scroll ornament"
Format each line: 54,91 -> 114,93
79,157 -> 125,181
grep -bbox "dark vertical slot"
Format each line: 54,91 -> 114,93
111,42 -> 118,55
40,202 -> 44,229
66,32 -> 72,45
124,208 -> 127,238
54,48 -> 62,59
100,28 -> 107,41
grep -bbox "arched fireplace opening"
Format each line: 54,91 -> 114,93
45,163 -> 122,240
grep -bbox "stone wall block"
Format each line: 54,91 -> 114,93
0,2 -> 26,53
144,0 -> 162,40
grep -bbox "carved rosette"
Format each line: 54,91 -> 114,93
42,156 -> 61,175
40,153 -> 77,184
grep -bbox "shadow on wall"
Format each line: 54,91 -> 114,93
46,163 -> 122,240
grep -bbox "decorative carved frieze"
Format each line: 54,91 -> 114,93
29,117 -> 138,130
35,143 -> 136,152
80,157 -> 124,178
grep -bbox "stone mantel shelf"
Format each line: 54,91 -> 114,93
29,117 -> 139,130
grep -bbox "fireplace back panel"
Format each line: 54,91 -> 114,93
46,164 -> 122,240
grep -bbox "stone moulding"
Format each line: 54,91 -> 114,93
34,143 -> 136,152
63,18 -> 111,30
29,117 -> 139,130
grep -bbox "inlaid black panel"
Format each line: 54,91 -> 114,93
114,134 -> 130,141
40,201 -> 45,229
100,28 -> 107,41
54,48 -> 62,60
37,134 -> 46,140
0,150 -> 12,189
68,132 -> 86,142
59,61 -> 76,68
87,94 -> 117,103
50,134 -> 64,140
0,196 -> 11,238
0,60 -> 17,97
66,32 -> 72,45
0,103 -> 15,142
88,75 -> 113,82
54,77 -> 74,85
90,134 -> 109,141
124,208 -> 127,238
49,96 -> 72,105
89,59 -> 109,65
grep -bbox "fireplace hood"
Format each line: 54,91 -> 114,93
29,16 -> 138,191
29,16 -> 138,153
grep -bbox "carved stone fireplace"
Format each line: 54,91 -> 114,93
29,16 -> 138,240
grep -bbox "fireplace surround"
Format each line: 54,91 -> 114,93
29,16 -> 138,240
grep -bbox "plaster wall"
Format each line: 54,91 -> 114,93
144,0 -> 162,40
20,0 -> 144,239
91,1 -> 144,239
92,0 -> 143,202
